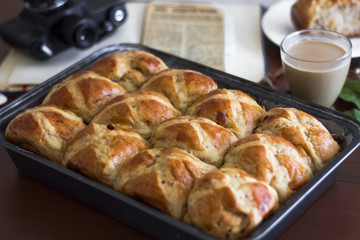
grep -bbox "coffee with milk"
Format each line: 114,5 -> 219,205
280,30 -> 352,107
283,40 -> 350,107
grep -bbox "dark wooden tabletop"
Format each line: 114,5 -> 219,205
1,1 -> 360,240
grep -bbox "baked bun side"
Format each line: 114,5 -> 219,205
113,147 -> 216,220
183,168 -> 278,239
90,50 -> 168,92
141,69 -> 218,113
63,123 -> 150,187
150,116 -> 239,167
291,0 -> 360,37
255,108 -> 341,173
92,90 -> 181,139
223,134 -> 313,203
5,105 -> 86,164
186,89 -> 265,138
42,71 -> 126,123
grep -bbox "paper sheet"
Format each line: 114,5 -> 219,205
142,2 -> 224,70
217,3 -> 264,82
0,2 -> 264,91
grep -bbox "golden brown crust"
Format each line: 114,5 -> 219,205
5,48 -> 343,239
92,90 -> 181,139
90,50 -> 168,92
113,147 -> 216,219
150,116 -> 238,167
43,71 -> 126,123
255,108 -> 341,173
63,123 -> 150,187
141,69 -> 218,113
5,105 -> 85,164
291,0 -> 360,37
223,134 -> 313,203
183,168 -> 278,239
186,89 -> 265,138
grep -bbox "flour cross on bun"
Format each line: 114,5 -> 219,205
184,168 -> 278,240
92,90 -> 181,139
63,123 -> 150,187
113,147 -> 216,220
43,71 -> 126,123
141,68 -> 218,113
5,105 -> 86,164
90,50 -> 168,92
223,133 -> 313,203
187,89 -> 265,138
255,107 -> 341,173
150,116 -> 238,167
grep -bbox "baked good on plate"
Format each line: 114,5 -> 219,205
43,71 -> 126,123
92,90 -> 181,139
223,133 -> 313,203
5,105 -> 85,164
141,69 -> 218,113
63,123 -> 150,187
149,116 -> 238,167
113,147 -> 216,220
90,50 -> 168,92
186,89 -> 265,138
255,107 -> 341,173
291,0 -> 360,37
183,168 -> 278,239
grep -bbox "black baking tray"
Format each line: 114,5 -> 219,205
0,43 -> 359,240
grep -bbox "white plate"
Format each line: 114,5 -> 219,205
261,0 -> 360,58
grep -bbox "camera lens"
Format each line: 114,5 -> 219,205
58,15 -> 99,49
24,0 -> 68,11
74,23 -> 97,48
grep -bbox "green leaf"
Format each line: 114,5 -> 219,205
339,80 -> 360,109
344,108 -> 360,122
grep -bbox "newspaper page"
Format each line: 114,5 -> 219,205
142,2 -> 224,70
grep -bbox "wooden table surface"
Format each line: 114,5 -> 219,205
1,1 -> 360,240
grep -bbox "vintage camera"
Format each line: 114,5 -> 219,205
0,0 -> 127,60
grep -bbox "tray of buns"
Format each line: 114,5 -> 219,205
0,43 -> 359,240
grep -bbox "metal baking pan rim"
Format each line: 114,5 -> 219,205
1,43 -> 360,240
2,134 -> 358,240
2,137 -> 354,240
